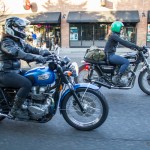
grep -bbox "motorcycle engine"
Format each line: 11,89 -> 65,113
112,65 -> 131,86
25,86 -> 55,120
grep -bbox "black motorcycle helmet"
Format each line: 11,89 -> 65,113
4,17 -> 30,39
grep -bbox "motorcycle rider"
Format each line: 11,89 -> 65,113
104,21 -> 142,86
0,17 -> 51,118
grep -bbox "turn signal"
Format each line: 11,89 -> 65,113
67,71 -> 72,77
59,85 -> 63,91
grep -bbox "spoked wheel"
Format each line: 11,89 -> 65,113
74,64 -> 100,84
138,68 -> 150,95
61,88 -> 108,131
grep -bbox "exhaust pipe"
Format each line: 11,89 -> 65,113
0,113 -> 12,119
91,75 -> 136,90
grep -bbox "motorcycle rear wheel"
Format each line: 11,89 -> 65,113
61,88 -> 108,131
74,64 -> 100,84
138,68 -> 150,95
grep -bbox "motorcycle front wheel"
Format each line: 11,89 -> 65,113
138,68 -> 150,95
61,88 -> 108,131
74,64 -> 100,84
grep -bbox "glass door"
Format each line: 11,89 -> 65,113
70,24 -> 81,47
82,24 -> 94,47
126,27 -> 135,43
94,23 -> 107,47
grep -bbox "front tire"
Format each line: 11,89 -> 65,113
138,68 -> 150,95
61,88 -> 108,131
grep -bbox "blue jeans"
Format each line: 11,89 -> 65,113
109,53 -> 129,74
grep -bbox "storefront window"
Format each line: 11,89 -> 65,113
70,24 -> 81,47
25,24 -> 61,50
94,24 -> 107,47
69,23 -> 137,48
147,24 -> 150,47
120,27 -> 136,43
82,24 -> 93,47
69,23 -> 109,47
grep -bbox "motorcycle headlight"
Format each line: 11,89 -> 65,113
70,62 -> 79,77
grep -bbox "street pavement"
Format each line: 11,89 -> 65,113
0,48 -> 150,150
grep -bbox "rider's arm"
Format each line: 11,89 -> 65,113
24,42 -> 51,56
24,42 -> 40,54
1,38 -> 37,62
112,33 -> 141,50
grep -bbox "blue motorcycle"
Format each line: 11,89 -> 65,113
0,54 -> 108,131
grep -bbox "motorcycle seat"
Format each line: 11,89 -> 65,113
84,58 -> 117,66
84,58 -> 107,65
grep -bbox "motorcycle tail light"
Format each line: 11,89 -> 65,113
85,65 -> 90,70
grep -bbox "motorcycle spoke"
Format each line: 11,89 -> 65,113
64,92 -> 103,124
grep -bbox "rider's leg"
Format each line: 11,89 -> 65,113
0,72 -> 32,117
109,54 -> 129,86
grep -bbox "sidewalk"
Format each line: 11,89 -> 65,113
59,47 -> 133,55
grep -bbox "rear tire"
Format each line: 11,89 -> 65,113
61,88 -> 108,131
75,64 -> 100,84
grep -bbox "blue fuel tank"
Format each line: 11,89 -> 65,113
24,66 -> 55,86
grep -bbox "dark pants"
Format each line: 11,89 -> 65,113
109,53 -> 130,74
0,72 -> 32,98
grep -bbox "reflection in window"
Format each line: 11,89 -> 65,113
94,24 -> 107,40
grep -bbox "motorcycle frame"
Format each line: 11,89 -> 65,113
84,50 -> 150,89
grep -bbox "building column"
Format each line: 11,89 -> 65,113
61,13 -> 69,48
136,12 -> 147,46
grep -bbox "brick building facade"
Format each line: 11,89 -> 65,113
0,0 -> 150,48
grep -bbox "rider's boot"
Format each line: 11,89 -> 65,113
112,73 -> 126,87
9,95 -> 28,119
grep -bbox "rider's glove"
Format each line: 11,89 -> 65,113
39,49 -> 51,57
34,55 -> 47,64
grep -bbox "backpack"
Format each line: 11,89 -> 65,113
84,46 -> 105,62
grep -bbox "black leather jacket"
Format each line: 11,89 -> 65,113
0,36 -> 40,72
104,32 -> 140,54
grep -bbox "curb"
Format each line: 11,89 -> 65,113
59,48 -> 133,54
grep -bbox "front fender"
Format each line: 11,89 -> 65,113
59,83 -> 99,112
